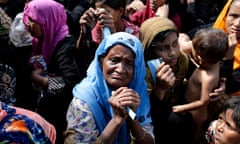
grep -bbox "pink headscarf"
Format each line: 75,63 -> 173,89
23,0 -> 69,64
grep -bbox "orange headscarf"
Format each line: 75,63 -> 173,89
213,0 -> 240,70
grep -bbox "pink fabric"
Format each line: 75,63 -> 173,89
129,0 -> 182,31
23,0 -> 69,64
14,106 -> 56,144
0,104 -> 56,144
91,19 -> 140,44
129,0 -> 154,27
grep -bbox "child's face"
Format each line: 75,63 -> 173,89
151,32 -> 180,67
214,109 -> 240,144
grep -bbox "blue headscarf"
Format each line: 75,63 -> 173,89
73,32 -> 151,143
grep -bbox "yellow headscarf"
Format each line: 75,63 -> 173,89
213,0 -> 240,70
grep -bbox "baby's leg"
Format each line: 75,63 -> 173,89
191,107 -> 208,143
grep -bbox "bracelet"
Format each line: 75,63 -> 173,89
130,130 -> 146,141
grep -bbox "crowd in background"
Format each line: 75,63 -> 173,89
0,0 -> 240,144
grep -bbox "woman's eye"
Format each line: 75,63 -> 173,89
110,58 -> 118,63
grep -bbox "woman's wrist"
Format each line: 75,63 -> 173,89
153,86 -> 166,100
130,129 -> 146,141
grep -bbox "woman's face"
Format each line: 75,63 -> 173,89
214,109 -> 240,144
25,18 -> 42,38
101,44 -> 134,89
151,32 -> 180,66
225,1 -> 240,40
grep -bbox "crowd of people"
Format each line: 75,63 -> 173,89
0,0 -> 240,143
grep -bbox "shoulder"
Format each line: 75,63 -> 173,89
54,35 -> 78,54
56,35 -> 77,48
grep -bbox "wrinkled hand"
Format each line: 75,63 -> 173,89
79,7 -> 97,31
94,8 -> 116,33
108,87 -> 140,120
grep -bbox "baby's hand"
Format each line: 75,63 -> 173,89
172,105 -> 185,113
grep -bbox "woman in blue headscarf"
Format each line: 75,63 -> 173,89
64,32 -> 154,144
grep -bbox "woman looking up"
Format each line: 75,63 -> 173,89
64,32 -> 154,144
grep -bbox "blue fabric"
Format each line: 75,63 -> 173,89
73,32 -> 152,143
0,102 -> 51,144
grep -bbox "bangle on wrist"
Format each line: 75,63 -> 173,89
130,130 -> 146,141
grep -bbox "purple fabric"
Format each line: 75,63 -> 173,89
23,0 -> 69,64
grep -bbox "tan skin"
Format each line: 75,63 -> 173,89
214,110 -> 240,144
173,46 -> 221,143
95,44 -> 154,144
151,32 -> 177,100
179,0 -> 240,60
152,31 -> 226,101
225,0 -> 240,41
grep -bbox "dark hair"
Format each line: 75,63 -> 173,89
95,0 -> 127,10
221,96 -> 240,132
192,28 -> 228,64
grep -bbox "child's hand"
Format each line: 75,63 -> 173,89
172,105 -> 185,113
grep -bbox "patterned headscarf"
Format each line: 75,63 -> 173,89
73,32 -> 152,143
23,0 -> 69,64
213,0 -> 240,70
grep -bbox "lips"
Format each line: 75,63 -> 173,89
214,131 -> 221,142
169,58 -> 178,65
